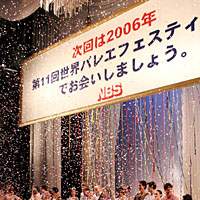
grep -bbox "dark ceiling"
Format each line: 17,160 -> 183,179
0,8 -> 47,73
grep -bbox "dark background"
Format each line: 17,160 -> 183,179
0,10 -> 34,199
0,7 -> 86,199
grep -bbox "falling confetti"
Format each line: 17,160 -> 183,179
0,1 -> 200,200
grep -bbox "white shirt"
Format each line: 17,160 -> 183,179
144,193 -> 155,200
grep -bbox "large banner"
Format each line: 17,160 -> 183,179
20,0 -> 200,126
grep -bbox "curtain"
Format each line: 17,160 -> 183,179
81,84 -> 200,199
30,118 -> 61,191
82,105 -> 120,199
61,114 -> 83,199
182,84 -> 200,200
116,89 -> 183,197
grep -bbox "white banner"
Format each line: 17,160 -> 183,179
20,0 -> 200,126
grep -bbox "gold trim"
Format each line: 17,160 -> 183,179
19,78 -> 200,127
19,62 -> 24,126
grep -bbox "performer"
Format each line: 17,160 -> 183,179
154,190 -> 162,200
161,183 -> 179,200
145,181 -> 157,200
134,181 -> 148,200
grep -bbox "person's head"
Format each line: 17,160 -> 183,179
82,183 -> 87,192
7,185 -> 15,194
52,187 -> 59,194
163,183 -> 173,197
183,194 -> 192,200
94,185 -> 102,195
102,187 -> 111,199
126,186 -> 131,193
138,181 -> 147,193
0,182 -> 4,191
83,186 -> 90,197
32,186 -> 39,195
6,183 -> 14,194
147,181 -> 156,194
118,187 -> 126,197
99,193 -> 104,200
41,185 -> 48,193
88,190 -> 94,199
70,187 -> 77,197
154,190 -> 162,200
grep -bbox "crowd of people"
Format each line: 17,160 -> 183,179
28,181 -> 192,200
0,181 -> 193,200
116,181 -> 193,200
0,183 -> 21,200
